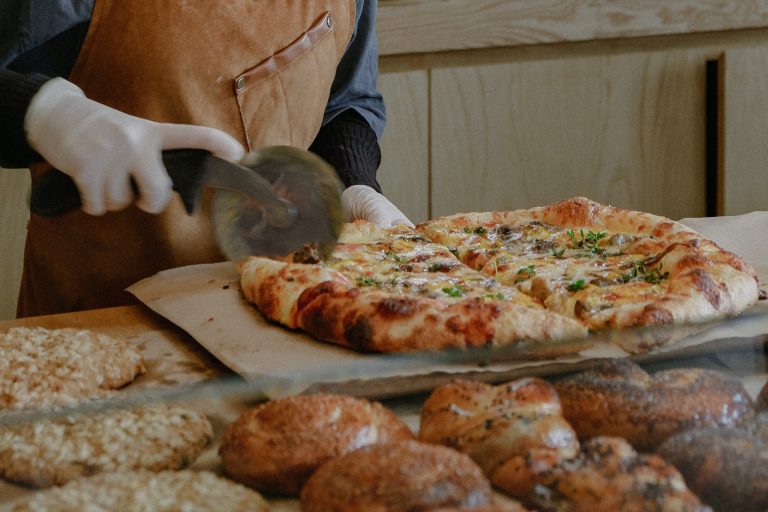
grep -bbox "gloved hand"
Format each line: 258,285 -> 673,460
25,77 -> 245,215
342,184 -> 414,228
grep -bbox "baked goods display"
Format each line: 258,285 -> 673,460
657,412 -> 768,512
553,358 -> 754,450
419,378 -> 579,499
0,404 -> 213,487
0,326 -> 145,409
240,197 -> 760,354
219,393 -> 414,495
300,439 -> 526,512
418,377 -> 712,511
11,470 -> 269,512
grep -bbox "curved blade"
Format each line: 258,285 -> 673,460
212,146 -> 343,261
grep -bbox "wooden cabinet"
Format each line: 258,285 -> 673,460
380,46 -> 717,222
429,49 -> 710,219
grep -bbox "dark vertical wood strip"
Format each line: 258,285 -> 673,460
705,59 -> 720,217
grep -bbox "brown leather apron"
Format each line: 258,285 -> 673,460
18,0 -> 354,317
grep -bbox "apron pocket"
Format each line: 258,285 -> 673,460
234,11 -> 338,150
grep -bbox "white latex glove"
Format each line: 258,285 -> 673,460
25,78 -> 245,215
342,184 -> 414,228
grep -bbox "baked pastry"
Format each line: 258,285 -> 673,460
300,439 -> 514,511
531,436 -> 712,512
553,358 -> 754,450
219,393 -> 413,495
0,327 -> 145,410
418,377 -> 579,499
657,412 -> 768,512
11,470 -> 268,512
0,404 -> 212,487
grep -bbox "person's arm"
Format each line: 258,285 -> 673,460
310,0 -> 385,191
310,0 -> 412,227
0,68 -> 48,168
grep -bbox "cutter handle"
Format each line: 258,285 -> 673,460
29,149 -> 210,216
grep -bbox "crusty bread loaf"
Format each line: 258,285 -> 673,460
419,378 -> 579,499
300,439 -> 511,512
219,393 -> 413,495
531,436 -> 712,512
657,412 -> 768,512
553,358 -> 754,450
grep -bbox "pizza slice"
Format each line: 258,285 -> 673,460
239,222 -> 587,353
418,197 -> 760,351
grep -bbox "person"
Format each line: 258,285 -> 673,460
0,0 -> 413,317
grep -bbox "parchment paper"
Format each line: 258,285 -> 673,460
127,212 -> 768,398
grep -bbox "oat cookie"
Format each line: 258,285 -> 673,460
0,327 -> 145,410
11,469 -> 269,512
0,404 -> 212,487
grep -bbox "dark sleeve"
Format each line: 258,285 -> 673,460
0,68 -> 49,168
308,109 -> 382,192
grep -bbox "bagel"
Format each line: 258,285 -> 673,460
219,393 -> 413,495
300,439 -> 526,511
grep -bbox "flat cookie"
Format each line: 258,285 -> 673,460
11,470 -> 269,512
0,327 -> 145,410
0,404 -> 212,487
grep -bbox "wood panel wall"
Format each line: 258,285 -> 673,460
0,171 -> 29,320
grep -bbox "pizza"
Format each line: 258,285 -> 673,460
239,197 -> 761,354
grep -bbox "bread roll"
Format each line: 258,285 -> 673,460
219,393 -> 413,495
419,378 -> 579,499
300,439 -> 517,512
658,412 -> 768,512
554,358 -> 753,450
531,436 -> 712,512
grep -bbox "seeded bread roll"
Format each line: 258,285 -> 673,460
419,378 -> 579,499
300,439 -> 516,512
657,412 -> 768,512
553,358 -> 754,451
219,393 -> 414,495
532,436 -> 712,512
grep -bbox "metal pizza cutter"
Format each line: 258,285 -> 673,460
29,146 -> 345,261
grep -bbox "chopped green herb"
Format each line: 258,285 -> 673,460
463,226 -> 488,235
567,229 -> 607,256
357,276 -> 378,287
552,247 -> 566,258
514,265 -> 536,283
442,285 -> 465,297
483,293 -> 505,301
622,261 -> 670,284
568,279 -> 586,292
